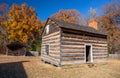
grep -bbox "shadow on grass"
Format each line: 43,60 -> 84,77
0,61 -> 29,78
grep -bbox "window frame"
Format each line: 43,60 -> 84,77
46,25 -> 50,34
45,44 -> 50,55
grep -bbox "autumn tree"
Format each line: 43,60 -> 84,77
0,3 -> 8,54
51,9 -> 84,25
4,3 -> 41,45
0,3 -> 8,41
98,1 -> 120,53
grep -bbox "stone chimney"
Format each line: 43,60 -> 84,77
88,19 -> 98,30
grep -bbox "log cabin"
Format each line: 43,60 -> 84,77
41,18 -> 108,66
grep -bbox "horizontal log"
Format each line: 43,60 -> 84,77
42,45 -> 60,48
62,37 -> 83,41
42,35 -> 60,42
50,49 -> 60,52
41,56 -> 60,66
43,37 -> 60,42
49,50 -> 60,52
62,35 -> 107,44
92,46 -> 107,49
43,31 -> 60,38
62,33 -> 107,42
93,54 -> 108,56
61,53 -> 84,57
49,52 -> 60,54
42,54 -> 60,59
41,42 -> 60,47
41,48 -> 60,51
43,34 -> 60,39
92,48 -> 108,50
92,47 -> 108,51
62,56 -> 84,59
92,47 -> 108,50
50,48 -> 60,50
50,45 -> 60,47
42,38 -> 60,43
49,53 -> 60,57
42,43 -> 60,46
42,46 -> 60,49
61,41 -> 107,49
93,50 -> 108,52
42,54 -> 60,61
61,40 -> 85,45
93,57 -> 108,60
92,50 -> 108,52
62,52 -> 107,55
93,51 -> 108,53
42,51 -> 60,53
61,47 -> 84,49
93,55 -> 108,58
61,50 -> 84,53
93,52 -> 108,54
61,57 -> 84,61
51,55 -> 60,59
61,45 -> 84,49
61,49 -> 84,52
41,51 -> 60,55
93,44 -> 107,47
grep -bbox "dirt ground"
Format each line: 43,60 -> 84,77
0,56 -> 120,78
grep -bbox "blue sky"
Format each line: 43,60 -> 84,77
0,0 -> 113,21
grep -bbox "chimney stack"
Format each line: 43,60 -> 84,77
88,19 -> 98,30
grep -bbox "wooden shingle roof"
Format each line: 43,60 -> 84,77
50,18 -> 107,36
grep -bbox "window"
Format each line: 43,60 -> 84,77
46,25 -> 49,34
45,45 -> 49,55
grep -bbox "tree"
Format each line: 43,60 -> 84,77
0,3 -> 8,41
89,8 -> 97,19
0,3 -> 8,25
4,3 -> 41,44
51,9 -> 84,25
84,8 -> 97,25
0,3 -> 8,54
98,1 -> 120,54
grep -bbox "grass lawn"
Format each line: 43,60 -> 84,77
0,56 -> 120,78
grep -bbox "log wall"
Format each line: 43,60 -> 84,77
41,31 -> 61,66
41,20 -> 108,66
60,29 -> 108,65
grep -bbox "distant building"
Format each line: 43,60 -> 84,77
41,18 -> 108,66
6,41 -> 26,56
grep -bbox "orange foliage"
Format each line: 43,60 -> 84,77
4,3 -> 41,43
99,1 -> 120,53
51,9 -> 84,25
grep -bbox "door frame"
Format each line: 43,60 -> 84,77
84,44 -> 93,63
